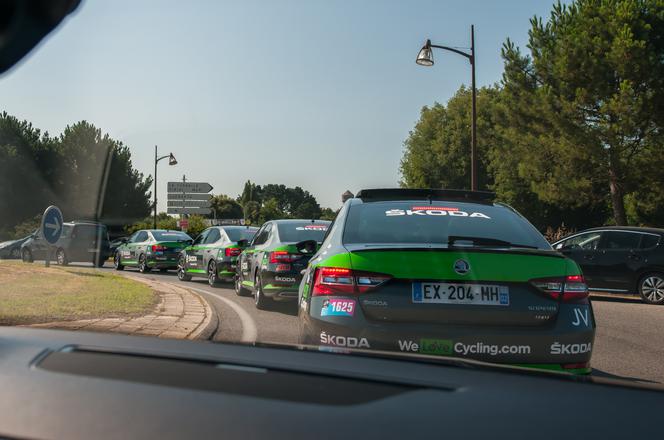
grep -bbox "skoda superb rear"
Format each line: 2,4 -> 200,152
297,189 -> 596,374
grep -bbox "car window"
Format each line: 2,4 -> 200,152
135,231 -> 149,243
60,225 -> 73,238
152,231 -> 191,241
193,229 -> 209,245
205,228 -> 221,244
253,224 -> 271,246
599,231 -> 641,250
559,232 -> 602,250
639,233 -> 660,249
343,202 -> 550,248
225,228 -> 258,242
276,222 -> 330,243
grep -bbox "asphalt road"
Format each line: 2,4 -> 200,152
37,262 -> 664,384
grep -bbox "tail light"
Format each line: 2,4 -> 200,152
562,361 -> 590,371
225,247 -> 241,257
530,275 -> 588,302
151,245 -> 167,252
269,250 -> 299,263
312,267 -> 391,296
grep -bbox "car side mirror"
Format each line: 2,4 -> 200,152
296,239 -> 318,255
237,239 -> 248,248
121,237 -> 129,244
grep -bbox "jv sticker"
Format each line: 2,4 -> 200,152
321,298 -> 356,317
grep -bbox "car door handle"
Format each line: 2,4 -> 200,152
628,253 -> 641,261
583,254 -> 595,261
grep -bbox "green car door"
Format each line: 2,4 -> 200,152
117,230 -> 149,267
180,229 -> 210,277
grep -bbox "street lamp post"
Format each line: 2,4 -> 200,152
416,25 -> 478,191
153,145 -> 178,229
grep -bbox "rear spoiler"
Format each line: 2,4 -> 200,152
355,188 -> 495,204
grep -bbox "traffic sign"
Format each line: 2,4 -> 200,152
41,205 -> 63,245
167,182 -> 213,193
167,207 -> 213,215
167,200 -> 211,208
205,219 -> 246,226
177,219 -> 189,230
167,193 -> 213,201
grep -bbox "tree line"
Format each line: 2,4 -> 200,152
400,0 -> 664,231
0,113 -> 335,240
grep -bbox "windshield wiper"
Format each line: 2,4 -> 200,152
447,235 -> 539,249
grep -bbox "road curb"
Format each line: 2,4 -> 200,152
185,288 -> 219,340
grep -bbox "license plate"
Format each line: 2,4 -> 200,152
412,282 -> 509,306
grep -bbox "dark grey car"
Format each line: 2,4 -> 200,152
21,221 -> 110,266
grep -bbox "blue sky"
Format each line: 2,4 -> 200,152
0,0 -> 560,211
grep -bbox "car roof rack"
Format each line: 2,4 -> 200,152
355,188 -> 495,204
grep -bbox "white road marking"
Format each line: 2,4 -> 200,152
186,286 -> 258,343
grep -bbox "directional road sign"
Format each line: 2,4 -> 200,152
167,193 -> 213,201
167,182 -> 213,193
167,200 -> 211,208
41,205 -> 63,244
167,207 -> 213,215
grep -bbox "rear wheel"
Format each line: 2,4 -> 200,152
138,254 -> 151,273
638,273 -> 664,305
235,275 -> 249,296
22,248 -> 33,263
56,248 -> 68,266
114,252 -> 124,270
254,273 -> 271,310
177,256 -> 192,281
208,260 -> 219,286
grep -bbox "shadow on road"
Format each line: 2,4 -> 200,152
592,368 -> 661,385
590,294 -> 642,304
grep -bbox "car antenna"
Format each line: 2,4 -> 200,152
427,193 -> 433,205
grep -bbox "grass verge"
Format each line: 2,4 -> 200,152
0,261 -> 157,325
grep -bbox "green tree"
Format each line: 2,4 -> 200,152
243,200 -> 262,225
210,194 -> 243,219
319,207 -> 337,221
501,0 -> 664,225
259,198 -> 283,222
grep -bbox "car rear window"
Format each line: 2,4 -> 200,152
225,228 -> 259,242
152,231 -> 192,241
276,222 -> 330,243
342,201 -> 551,249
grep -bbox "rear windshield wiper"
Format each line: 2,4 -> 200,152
447,235 -> 539,249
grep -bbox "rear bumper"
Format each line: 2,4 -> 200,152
300,296 -> 595,370
261,270 -> 301,301
147,255 -> 179,269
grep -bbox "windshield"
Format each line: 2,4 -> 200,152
152,231 -> 192,241
225,228 -> 258,242
343,202 -> 551,249
277,222 -> 330,243
0,0 -> 661,390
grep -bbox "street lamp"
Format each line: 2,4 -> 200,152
154,145 -> 177,229
416,25 -> 478,191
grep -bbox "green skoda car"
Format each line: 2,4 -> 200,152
114,229 -> 192,273
298,189 -> 596,374
177,226 -> 258,286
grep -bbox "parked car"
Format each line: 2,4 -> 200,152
177,226 -> 258,286
21,221 -> 111,266
0,235 -> 31,259
553,226 -> 664,304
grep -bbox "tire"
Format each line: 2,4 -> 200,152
138,254 -> 151,273
234,274 -> 249,296
114,252 -> 125,270
10,248 -> 20,259
177,255 -> 192,281
254,273 -> 271,310
208,260 -> 219,287
56,248 -> 68,266
93,254 -> 105,267
638,273 -> 664,305
22,248 -> 33,263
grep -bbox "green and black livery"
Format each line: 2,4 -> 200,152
235,219 -> 331,309
114,229 -> 192,273
177,226 -> 258,286
297,189 -> 596,375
